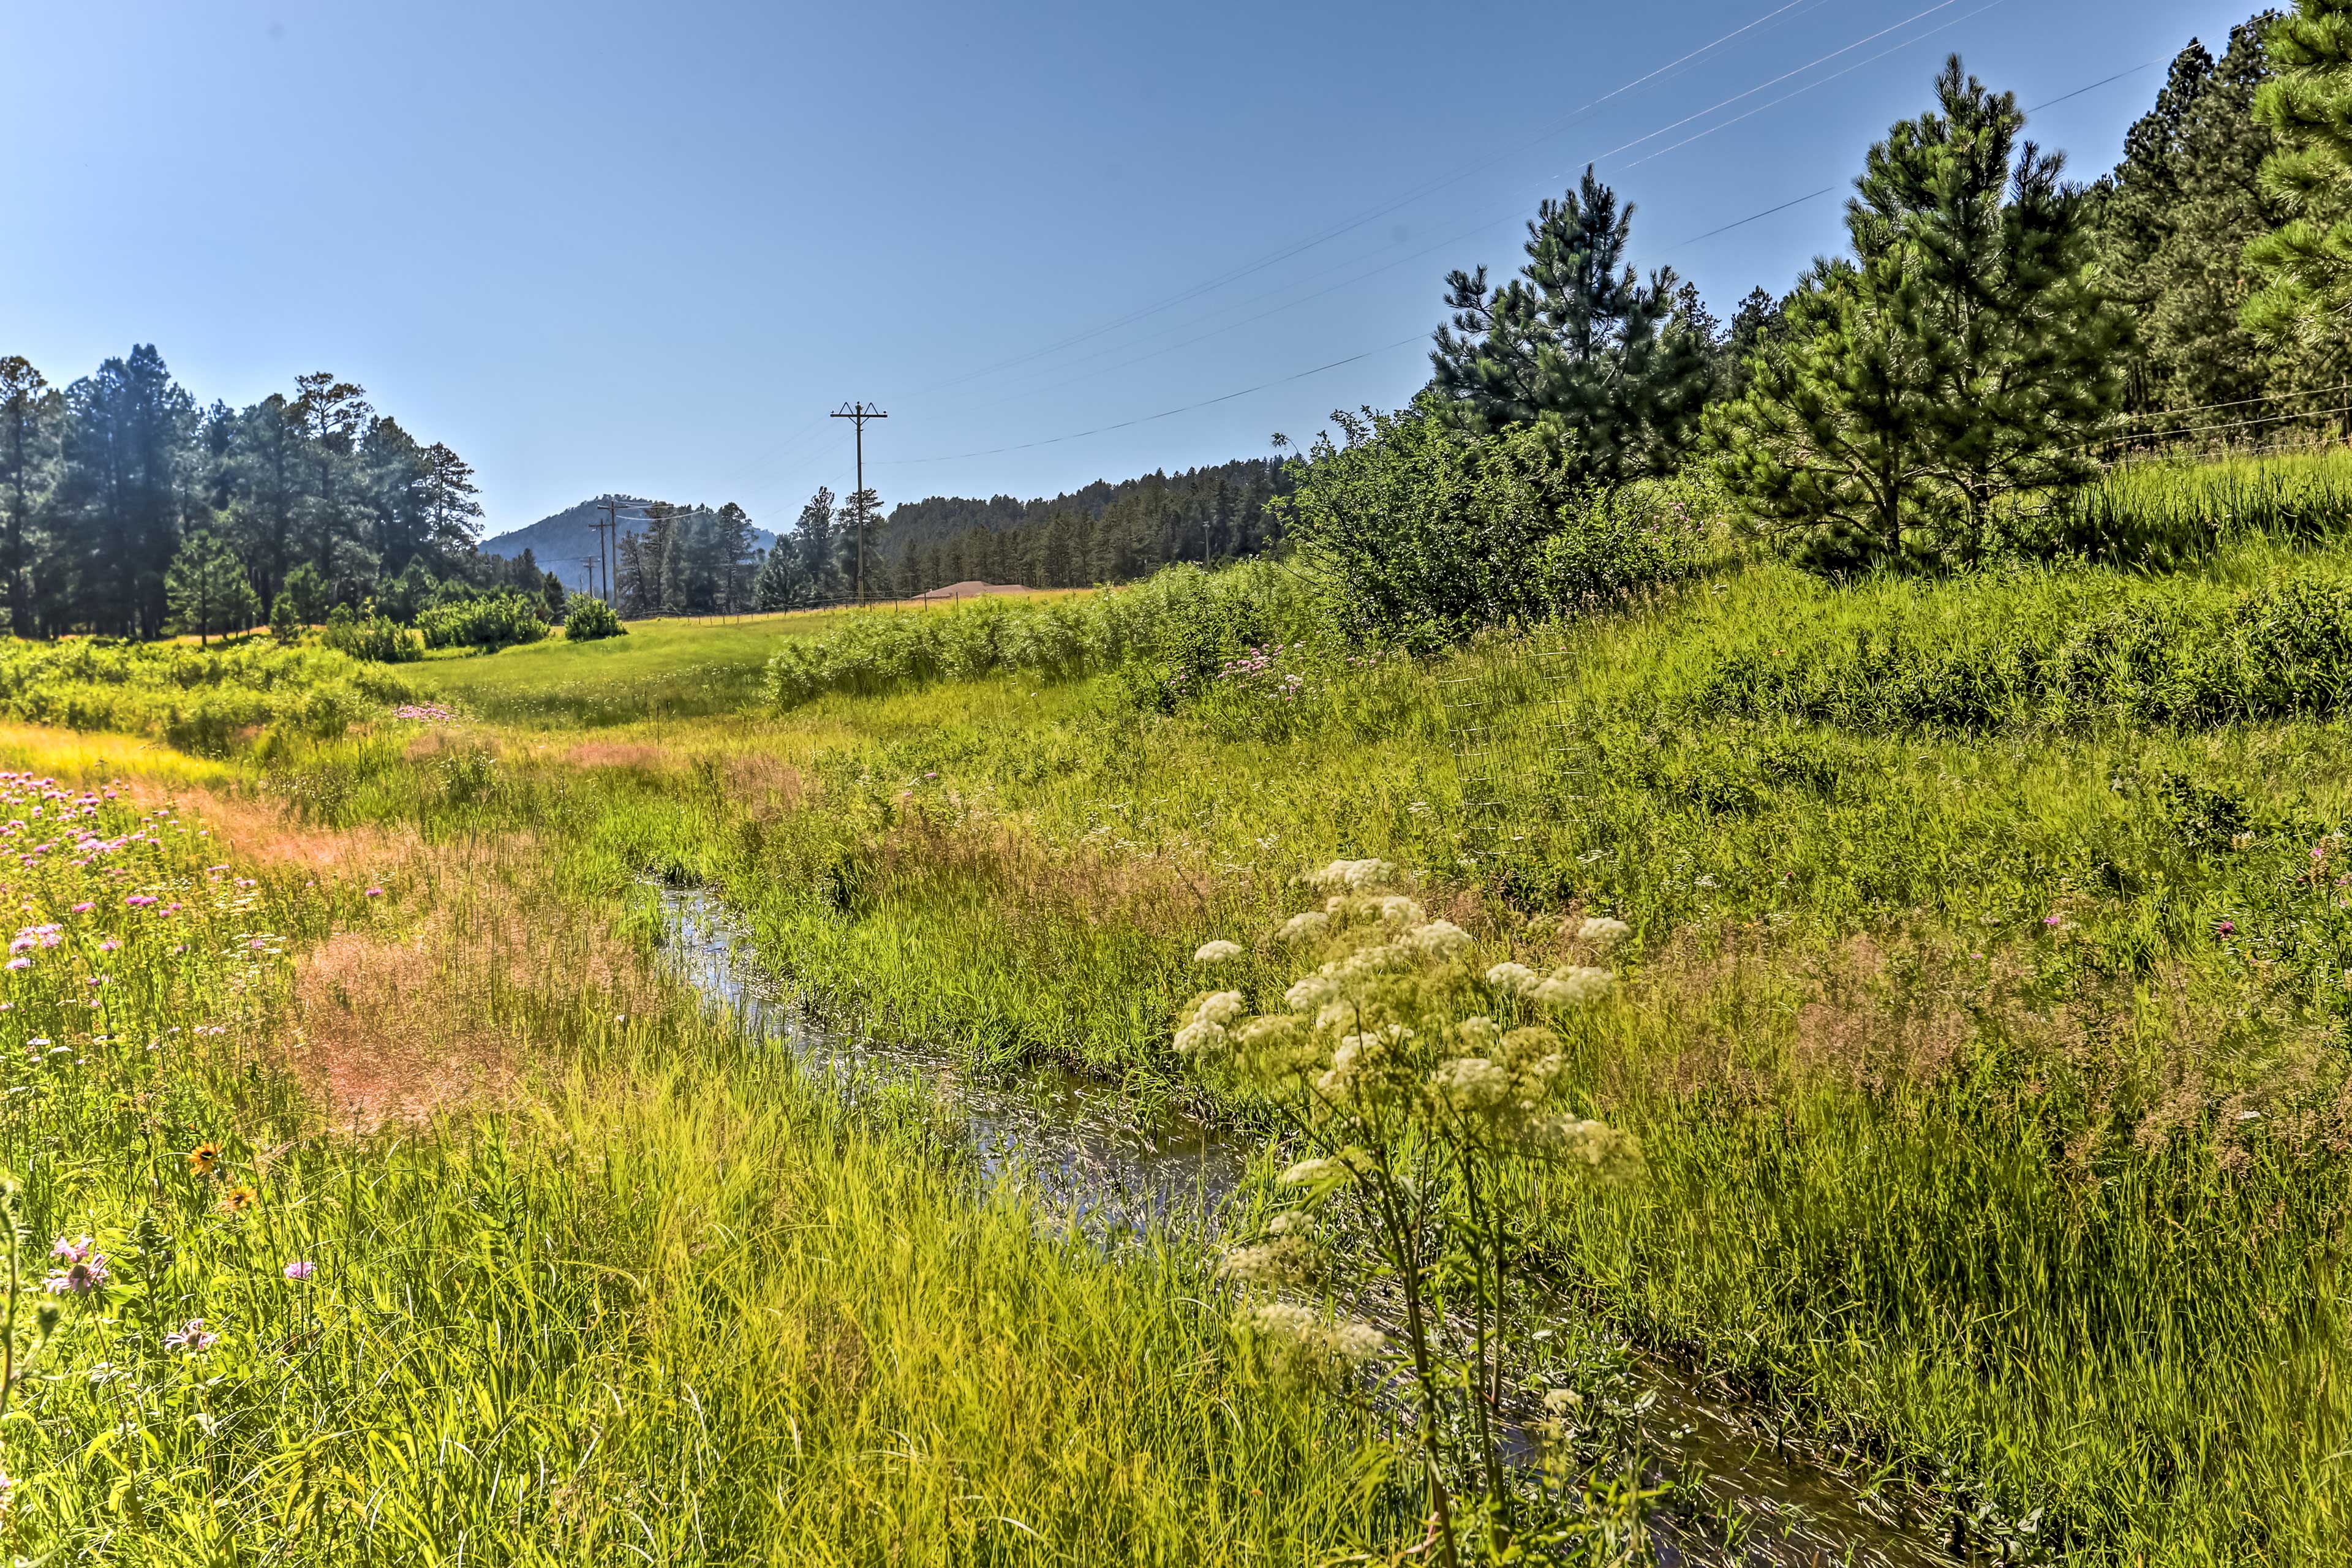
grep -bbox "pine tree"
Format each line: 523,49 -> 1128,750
268,589 -> 300,644
837,487 -> 883,599
2245,1 -> 2352,377
2095,21 -> 2290,418
0,357 -> 58,636
712,502 -> 757,612
288,372 -> 373,582
165,530 -> 258,645
541,570 -> 567,622
793,487 -> 839,601
752,545 -> 802,611
1708,56 -> 2129,570
55,345 -> 197,636
1430,166 -> 1716,484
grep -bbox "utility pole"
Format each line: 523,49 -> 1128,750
831,402 -> 888,605
578,556 -> 600,606
595,499 -> 618,604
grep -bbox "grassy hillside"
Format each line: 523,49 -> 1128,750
6,449 -> 2351,1562
380,467 -> 2352,1562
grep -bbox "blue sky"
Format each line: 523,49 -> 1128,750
2,1 -> 2258,535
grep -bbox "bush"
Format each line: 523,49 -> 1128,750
563,597 -> 627,643
1273,400 -> 1701,649
0,637 -> 415,752
763,564 -> 1316,712
419,592 -> 548,652
320,608 -> 422,664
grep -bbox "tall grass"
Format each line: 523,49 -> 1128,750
0,745 -> 1392,1562
358,524 -> 2352,1560
0,637 -> 412,752
2041,446 -> 2352,565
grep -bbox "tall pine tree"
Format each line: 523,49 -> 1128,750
1430,167 -> 1716,484
1708,57 -> 2129,570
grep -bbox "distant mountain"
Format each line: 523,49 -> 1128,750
483,494 -> 777,592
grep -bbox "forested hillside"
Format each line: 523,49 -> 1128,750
483,494 -> 777,594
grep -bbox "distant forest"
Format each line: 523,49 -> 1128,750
0,352 -> 541,638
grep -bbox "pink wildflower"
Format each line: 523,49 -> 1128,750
283,1260 -> 315,1282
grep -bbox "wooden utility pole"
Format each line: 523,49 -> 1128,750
595,499 -> 619,603
831,402 -> 887,603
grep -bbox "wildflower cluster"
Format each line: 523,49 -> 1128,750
1175,861 -> 1640,1556
391,703 -> 457,724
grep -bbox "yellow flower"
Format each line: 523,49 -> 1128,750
218,1185 -> 257,1214
187,1143 -> 221,1178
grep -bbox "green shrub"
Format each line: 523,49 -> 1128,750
321,608 -> 423,664
1273,400 -> 1701,649
420,592 -> 549,651
763,564 -> 1315,711
0,637 -> 413,751
564,597 -> 626,643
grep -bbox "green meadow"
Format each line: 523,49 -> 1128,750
2,452 -> 2351,1562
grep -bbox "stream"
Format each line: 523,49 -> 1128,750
658,887 -> 1980,1567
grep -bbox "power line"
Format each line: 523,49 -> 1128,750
1657,187 -> 1838,252
919,0 -> 2003,426
905,0 -> 1841,401
2027,61 -> 2158,113
883,337 -> 1426,466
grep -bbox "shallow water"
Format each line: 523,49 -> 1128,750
658,886 -> 1976,1567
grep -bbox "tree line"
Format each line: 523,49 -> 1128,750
0,349 -> 556,639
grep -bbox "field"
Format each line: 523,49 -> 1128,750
4,455 -> 2352,1562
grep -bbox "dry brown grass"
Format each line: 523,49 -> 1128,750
288,848 -> 662,1126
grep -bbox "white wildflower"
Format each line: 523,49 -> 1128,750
1306,858 -> 1396,892
1483,960 -> 1539,995
1325,1320 -> 1387,1362
1454,1015 -> 1502,1052
1542,1387 -> 1581,1414
1403,919 -> 1471,957
1575,916 -> 1632,952
1195,990 -> 1247,1026
1373,894 -> 1425,925
1276,911 -> 1329,942
1278,1156 -> 1341,1187
1284,974 -> 1338,1011
1193,939 -> 1244,964
1429,1055 -> 1511,1110
1528,966 -> 1613,1007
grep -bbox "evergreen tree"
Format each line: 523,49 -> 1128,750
287,372 -> 373,582
752,544 -> 804,611
793,486 -> 839,601
1708,57 -> 2129,570
541,569 -> 567,621
281,562 -> 330,624
165,530 -> 258,644
837,487 -> 883,599
2095,20 -> 2290,417
418,443 -> 483,564
55,345 -> 196,636
2245,0 -> 2352,377
0,357 -> 58,636
712,502 -> 757,612
1430,166 -> 1716,484
268,589 -> 300,644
